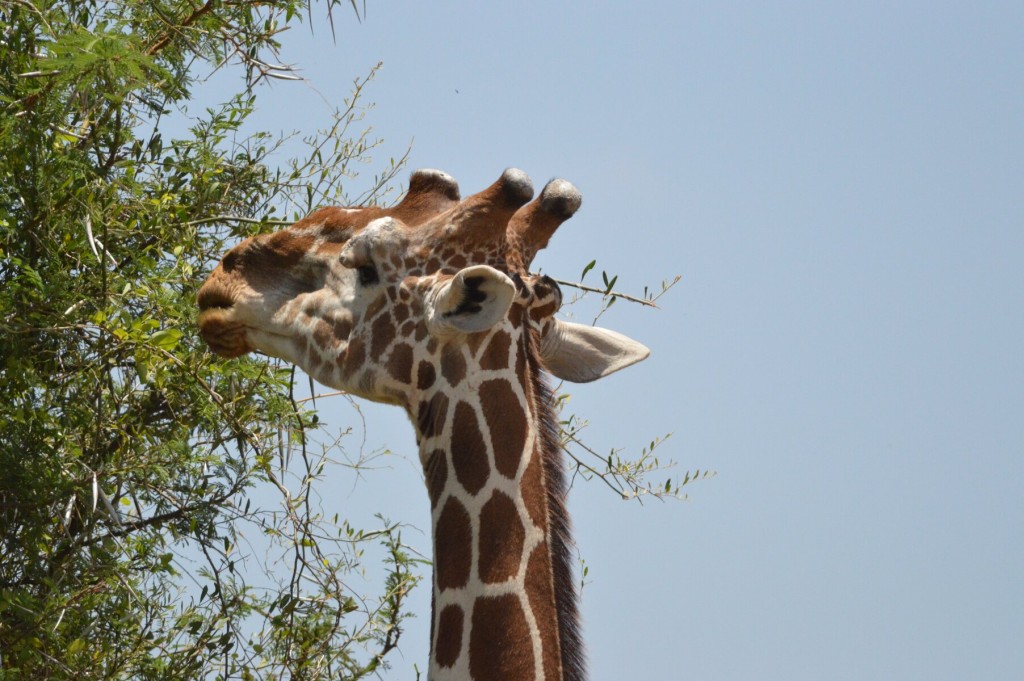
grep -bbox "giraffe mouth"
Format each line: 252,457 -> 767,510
198,301 -> 302,362
197,283 -> 250,357
197,281 -> 308,363
198,307 -> 253,358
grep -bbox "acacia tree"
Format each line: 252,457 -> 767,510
1,1 -> 697,678
0,1 -> 420,678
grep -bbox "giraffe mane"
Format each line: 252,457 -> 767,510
528,330 -> 587,681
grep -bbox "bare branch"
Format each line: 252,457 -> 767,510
545,275 -> 662,308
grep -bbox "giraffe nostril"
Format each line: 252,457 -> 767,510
197,286 -> 234,311
221,250 -> 240,273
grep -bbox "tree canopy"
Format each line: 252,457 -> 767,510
1,1 -> 417,677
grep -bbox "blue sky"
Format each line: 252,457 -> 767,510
203,3 -> 1023,679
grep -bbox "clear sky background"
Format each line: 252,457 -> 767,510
199,3 -> 1023,679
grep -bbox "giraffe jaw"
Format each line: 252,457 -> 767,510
246,327 -> 304,364
198,303 -> 307,364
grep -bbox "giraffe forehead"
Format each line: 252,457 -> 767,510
340,218 -> 463,276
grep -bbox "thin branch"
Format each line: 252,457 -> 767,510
294,390 -> 348,405
182,215 -> 292,227
146,0 -> 217,56
17,70 -> 61,78
544,275 -> 663,308
84,214 -> 118,267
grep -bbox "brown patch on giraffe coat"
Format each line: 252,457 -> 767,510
466,330 -> 487,357
312,320 -> 335,350
520,451 -> 548,531
314,238 -> 342,256
339,336 -> 365,376
425,449 -> 447,509
479,330 -> 511,370
417,392 -> 450,441
515,334 -> 529,391
370,312 -> 396,360
477,490 -> 525,584
302,296 -> 322,317
417,361 -> 437,391
506,299 -> 524,328
241,232 -> 314,282
450,401 -> 489,495
530,301 -> 558,322
525,544 -> 563,681
435,498 -> 472,591
293,337 -> 310,368
307,350 -> 323,378
386,342 -> 413,383
291,206 -> 361,233
479,379 -> 527,479
394,302 -> 410,323
282,303 -> 301,327
332,316 -> 352,342
434,604 -> 464,669
364,293 -> 386,321
469,595 -> 534,679
440,344 -> 466,387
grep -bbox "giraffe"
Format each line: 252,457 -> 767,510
196,168 -> 650,681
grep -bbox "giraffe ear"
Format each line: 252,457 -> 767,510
540,319 -> 650,383
430,266 -> 516,335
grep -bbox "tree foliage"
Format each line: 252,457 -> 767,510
0,0 -> 414,678
0,0 -> 702,677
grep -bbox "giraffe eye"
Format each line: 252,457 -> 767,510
356,264 -> 379,287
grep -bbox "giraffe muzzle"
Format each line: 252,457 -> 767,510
196,281 -> 253,357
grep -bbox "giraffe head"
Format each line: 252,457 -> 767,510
197,168 -> 649,407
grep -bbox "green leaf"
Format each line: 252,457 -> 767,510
150,328 -> 182,352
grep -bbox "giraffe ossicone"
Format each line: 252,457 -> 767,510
198,168 -> 650,681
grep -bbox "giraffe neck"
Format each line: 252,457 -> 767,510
415,321 -> 583,681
